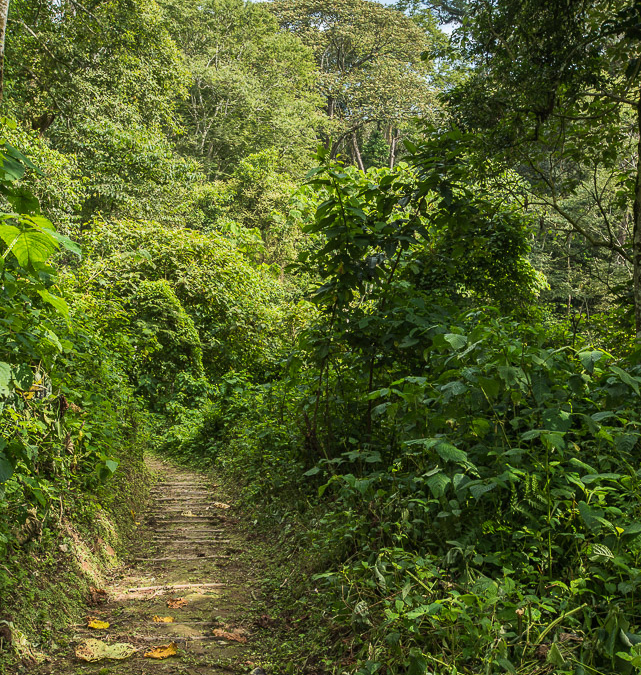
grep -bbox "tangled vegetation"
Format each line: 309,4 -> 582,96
2,1 -> 641,674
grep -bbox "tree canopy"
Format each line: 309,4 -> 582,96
3,2 -> 641,675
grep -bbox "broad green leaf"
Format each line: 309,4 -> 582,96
105,459 -> 119,474
546,643 -> 568,667
592,411 -> 617,422
0,453 -> 13,483
13,363 -> 33,390
611,366 -> 640,395
616,433 -> 639,454
5,227 -> 58,268
0,362 -> 11,396
426,471 -> 450,498
407,653 -> 428,675
590,543 -> 614,560
43,328 -> 63,352
435,442 -> 468,463
44,229 -> 82,257
496,658 -> 517,674
622,523 -> 641,537
578,501 -> 600,531
406,603 -> 442,619
0,154 -> 26,181
468,482 -> 496,499
581,473 -> 622,484
498,365 -> 524,386
478,376 -> 500,398
38,289 -> 69,317
579,350 -> 604,374
5,143 -> 39,171
0,222 -> 20,249
1,185 -> 40,213
444,333 -> 467,350
440,380 -> 467,398
541,431 -> 566,450
541,408 -> 572,432
621,631 -> 641,647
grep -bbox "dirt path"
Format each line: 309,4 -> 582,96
39,455 -> 268,674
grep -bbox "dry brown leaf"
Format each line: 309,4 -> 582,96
212,628 -> 247,643
144,643 -> 178,659
152,616 -> 175,623
167,598 -> 188,609
212,502 -> 230,510
87,618 -> 110,630
256,614 -> 278,629
88,587 -> 108,605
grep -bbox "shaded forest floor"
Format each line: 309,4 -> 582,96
18,456 -> 311,675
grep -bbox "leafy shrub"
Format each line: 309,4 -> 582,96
0,120 -> 146,555
179,137 -> 641,674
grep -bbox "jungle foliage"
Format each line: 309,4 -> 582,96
2,1 -> 641,674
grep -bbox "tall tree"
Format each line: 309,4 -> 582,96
160,0 -> 321,177
6,0 -> 186,131
0,0 -> 9,101
269,0 -> 443,168
446,0 -> 641,338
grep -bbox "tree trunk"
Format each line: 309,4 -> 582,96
389,131 -> 398,169
352,132 -> 365,172
634,100 -> 641,339
0,0 -> 9,103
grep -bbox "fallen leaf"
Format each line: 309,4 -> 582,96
212,628 -> 247,643
180,511 -> 197,517
75,639 -> 136,662
256,614 -> 278,629
152,616 -> 175,623
87,618 -> 110,630
144,642 -> 178,659
0,622 -> 12,646
88,587 -> 108,605
213,502 -> 230,510
167,598 -> 188,609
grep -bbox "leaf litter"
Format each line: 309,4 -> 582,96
212,627 -> 248,643
87,618 -> 110,629
88,587 -> 108,605
167,597 -> 188,608
144,642 -> 178,659
152,615 -> 175,623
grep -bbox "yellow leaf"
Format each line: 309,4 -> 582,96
152,616 -> 175,623
144,643 -> 178,659
616,527 -> 625,535
87,618 -> 110,630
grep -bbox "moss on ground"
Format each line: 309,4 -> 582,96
0,458 -> 150,674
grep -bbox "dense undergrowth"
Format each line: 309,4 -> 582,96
3,1 -> 641,674
163,141 -> 641,675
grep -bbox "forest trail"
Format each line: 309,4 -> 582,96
37,456 -> 268,675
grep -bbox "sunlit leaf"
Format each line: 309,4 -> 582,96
143,642 -> 178,659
